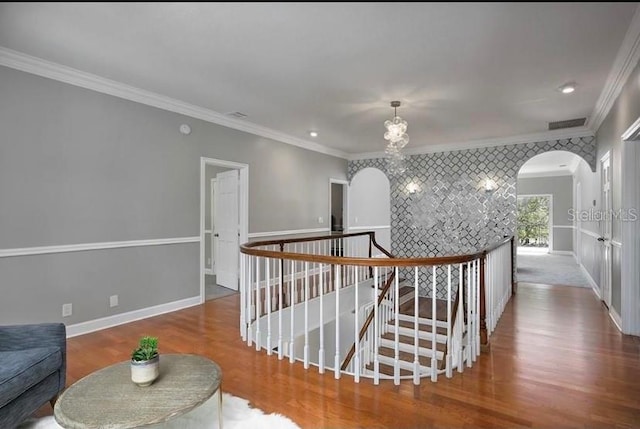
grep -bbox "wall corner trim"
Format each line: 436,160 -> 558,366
66,296 -> 200,338
589,4 -> 640,131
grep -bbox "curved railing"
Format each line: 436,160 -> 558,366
239,232 -> 513,385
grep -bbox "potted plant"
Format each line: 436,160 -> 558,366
130,336 -> 159,387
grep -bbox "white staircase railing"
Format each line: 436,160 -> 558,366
240,232 -> 513,385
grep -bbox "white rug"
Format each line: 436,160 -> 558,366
18,392 -> 300,429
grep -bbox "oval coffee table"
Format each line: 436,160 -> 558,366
54,354 -> 222,428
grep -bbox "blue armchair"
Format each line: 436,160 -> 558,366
0,323 -> 66,428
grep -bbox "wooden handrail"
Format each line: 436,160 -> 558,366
241,233 -> 513,268
340,271 -> 397,371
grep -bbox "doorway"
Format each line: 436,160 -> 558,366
200,157 -> 248,303
329,179 -> 348,234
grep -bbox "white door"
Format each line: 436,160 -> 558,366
211,179 -> 218,275
214,169 -> 239,290
599,153 -> 612,307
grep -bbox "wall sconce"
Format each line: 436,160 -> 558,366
407,182 -> 419,194
484,179 -> 496,193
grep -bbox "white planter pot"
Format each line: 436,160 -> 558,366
131,355 -> 160,387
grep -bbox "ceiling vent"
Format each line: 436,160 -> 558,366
548,117 -> 587,130
225,111 -> 248,119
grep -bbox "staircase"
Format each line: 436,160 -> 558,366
362,286 -> 459,378
241,231 -> 514,385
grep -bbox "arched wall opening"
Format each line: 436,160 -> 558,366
348,167 -> 391,251
516,150 -> 600,290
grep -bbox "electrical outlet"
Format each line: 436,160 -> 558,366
110,295 -> 118,308
354,216 -> 359,224
318,216 -> 324,224
62,303 -> 72,317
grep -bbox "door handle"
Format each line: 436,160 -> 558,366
597,237 -> 606,242
214,233 -> 219,237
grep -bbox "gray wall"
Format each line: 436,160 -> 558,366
594,59 -> 640,314
0,66 -> 347,325
517,175 -> 574,252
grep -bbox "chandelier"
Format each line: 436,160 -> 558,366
384,101 -> 409,175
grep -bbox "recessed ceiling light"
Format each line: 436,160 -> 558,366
558,83 -> 576,94
309,131 -> 318,137
559,164 -> 567,167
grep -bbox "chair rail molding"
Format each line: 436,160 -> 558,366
0,236 -> 200,258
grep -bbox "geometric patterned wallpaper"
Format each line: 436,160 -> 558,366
348,136 -> 597,297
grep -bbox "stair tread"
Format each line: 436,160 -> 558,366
391,319 -> 448,334
399,296 -> 451,321
376,346 -> 438,365
380,333 -> 448,352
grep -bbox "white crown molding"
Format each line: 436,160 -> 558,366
622,116 -> 640,141
66,296 -> 200,338
248,228 -> 330,239
589,5 -> 640,131
349,127 -> 595,160
0,236 -> 199,258
0,47 -> 348,160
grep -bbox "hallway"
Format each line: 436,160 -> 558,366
517,247 -> 591,287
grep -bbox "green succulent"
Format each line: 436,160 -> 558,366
131,336 -> 159,361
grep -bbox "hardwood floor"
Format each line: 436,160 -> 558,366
38,282 -> 640,428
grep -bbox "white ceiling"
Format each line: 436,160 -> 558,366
0,3 -> 637,156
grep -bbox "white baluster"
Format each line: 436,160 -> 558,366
394,267 -> 400,385
319,261 -> 325,374
304,262 -> 309,369
431,266 -> 437,382
272,256 -> 278,312
247,254 -> 254,347
334,265 -> 341,379
240,253 -> 246,341
446,264 -> 452,378
458,263 -> 464,373
278,258 -> 283,360
255,257 -> 261,351
354,267 -> 360,382
266,258 -> 271,355
373,267 -> 380,385
413,266 -> 420,384
466,261 -> 472,368
475,259 -> 481,359
289,259 -> 295,363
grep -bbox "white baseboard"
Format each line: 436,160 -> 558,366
609,306 -> 623,332
579,263 -> 600,299
550,250 -> 574,256
66,296 -> 201,338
